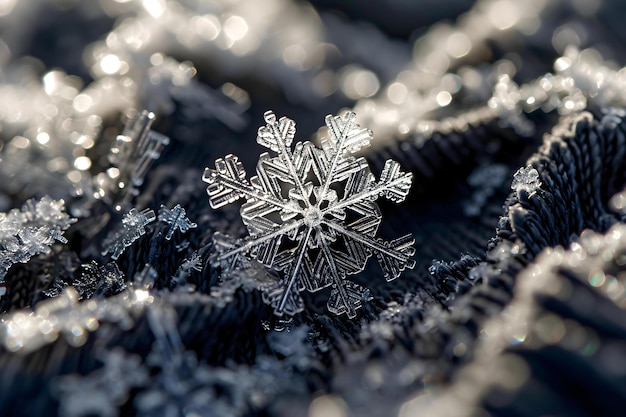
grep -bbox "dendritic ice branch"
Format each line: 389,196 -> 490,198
203,111 -> 416,318
158,204 -> 197,240
0,196 -> 76,280
90,111 -> 170,212
102,208 -> 156,260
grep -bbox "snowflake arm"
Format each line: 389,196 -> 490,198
213,221 -> 302,268
315,112 -> 373,204
328,160 -> 413,213
322,220 -> 416,281
256,111 -> 311,201
317,231 -> 359,318
203,154 -> 299,215
273,226 -> 313,316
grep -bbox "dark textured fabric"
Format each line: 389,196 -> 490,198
1,1 -> 626,417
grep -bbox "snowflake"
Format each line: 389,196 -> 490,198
102,208 -> 156,260
158,204 -> 197,240
203,111 -> 415,318
135,304 -> 301,417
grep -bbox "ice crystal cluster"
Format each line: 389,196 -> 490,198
203,111 -> 415,318
0,197 -> 75,280
76,261 -> 126,300
102,208 -> 156,260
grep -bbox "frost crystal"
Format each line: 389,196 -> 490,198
511,165 -> 541,194
77,261 -> 126,300
0,196 -> 76,280
158,204 -> 197,240
203,111 -> 415,318
102,208 -> 156,260
93,111 -> 170,210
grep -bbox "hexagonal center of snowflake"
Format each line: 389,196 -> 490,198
302,206 -> 323,227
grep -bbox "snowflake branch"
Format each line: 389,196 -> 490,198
276,226 -> 313,315
217,221 -> 302,262
323,221 -> 412,264
261,111 -> 310,203
205,167 -> 299,214
324,167 -> 413,214
318,232 -> 356,318
316,113 -> 358,207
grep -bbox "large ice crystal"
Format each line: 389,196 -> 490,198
203,111 -> 415,318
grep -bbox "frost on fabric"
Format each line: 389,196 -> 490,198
417,224 -> 626,417
170,252 -> 203,291
0,196 -> 76,280
134,303 -> 304,417
0,266 -> 158,354
102,208 -> 156,260
1,288 -> 96,352
158,204 -> 197,240
203,111 -> 416,318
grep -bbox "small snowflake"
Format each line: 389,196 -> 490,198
102,208 -> 156,260
203,111 -> 415,318
158,204 -> 197,240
